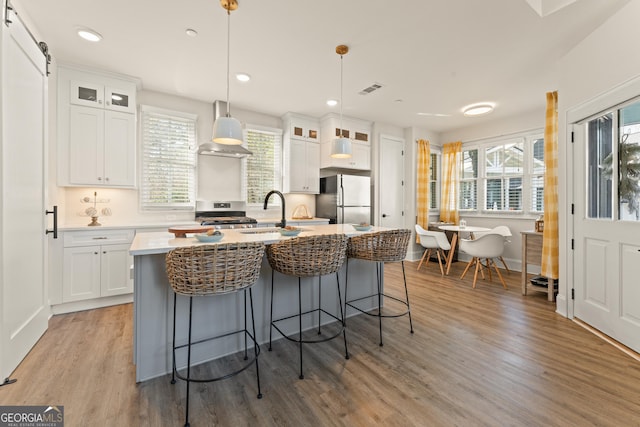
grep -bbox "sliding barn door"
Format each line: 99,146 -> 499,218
1,5 -> 49,379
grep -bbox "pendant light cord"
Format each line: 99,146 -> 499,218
339,53 -> 344,137
225,8 -> 231,117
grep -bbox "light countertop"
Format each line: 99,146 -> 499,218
59,218 -> 329,232
130,224 -> 383,256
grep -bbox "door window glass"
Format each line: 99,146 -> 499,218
587,113 -> 613,219
618,102 -> 640,221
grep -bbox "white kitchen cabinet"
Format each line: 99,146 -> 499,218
58,66 -> 138,187
68,106 -> 135,186
283,112 -> 320,141
319,113 -> 372,170
285,138 -> 320,193
61,229 -> 134,304
320,140 -> 370,170
70,80 -> 135,113
282,113 -> 321,194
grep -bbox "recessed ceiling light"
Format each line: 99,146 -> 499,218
185,28 -> 198,37
77,29 -> 102,42
235,73 -> 251,82
463,103 -> 494,117
327,99 -> 338,107
417,112 -> 451,117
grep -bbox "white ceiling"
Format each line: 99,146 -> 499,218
12,0 -> 629,133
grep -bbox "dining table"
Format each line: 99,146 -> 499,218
438,224 -> 491,275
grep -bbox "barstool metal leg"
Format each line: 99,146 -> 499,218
376,262 -> 383,347
171,293 -> 177,385
184,296 -> 194,427
344,259 -> 350,329
401,261 -> 414,333
317,276 -> 322,335
248,288 -> 263,399
269,270 -> 275,351
243,290 -> 248,360
335,272 -> 349,359
298,278 -> 304,380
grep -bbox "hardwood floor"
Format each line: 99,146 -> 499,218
2,261 -> 640,426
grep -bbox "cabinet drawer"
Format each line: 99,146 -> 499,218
63,229 -> 134,247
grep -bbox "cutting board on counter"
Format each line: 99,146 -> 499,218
168,225 -> 212,238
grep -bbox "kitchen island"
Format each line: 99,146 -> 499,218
129,224 -> 387,382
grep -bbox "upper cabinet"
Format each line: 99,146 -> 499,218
320,113 -> 372,170
58,66 -> 139,188
70,80 -> 135,114
282,113 -> 320,194
284,112 -> 320,141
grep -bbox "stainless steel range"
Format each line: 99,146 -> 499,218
195,201 -> 257,229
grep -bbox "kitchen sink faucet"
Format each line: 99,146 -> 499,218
263,190 -> 286,228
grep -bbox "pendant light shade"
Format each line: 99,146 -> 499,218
212,0 -> 243,145
212,115 -> 243,145
331,137 -> 352,158
331,44 -> 352,158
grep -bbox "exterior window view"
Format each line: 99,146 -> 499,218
2,1 -> 640,426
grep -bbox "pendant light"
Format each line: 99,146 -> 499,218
331,45 -> 352,158
212,0 -> 243,145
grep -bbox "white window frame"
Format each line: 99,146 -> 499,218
459,129 -> 544,217
460,147 -> 479,212
241,124 -> 283,206
139,105 -> 197,211
429,151 -> 441,211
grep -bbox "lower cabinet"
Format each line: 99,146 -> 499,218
60,229 -> 134,304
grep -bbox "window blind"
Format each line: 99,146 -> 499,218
243,125 -> 283,205
140,106 -> 196,210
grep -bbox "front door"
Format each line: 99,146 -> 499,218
573,99 -> 640,354
378,135 -> 405,228
1,7 -> 49,379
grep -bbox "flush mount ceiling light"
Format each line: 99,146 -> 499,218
235,72 -> 251,82
326,99 -> 338,107
185,28 -> 198,37
212,0 -> 243,145
77,28 -> 102,42
463,103 -> 494,117
331,44 -> 352,159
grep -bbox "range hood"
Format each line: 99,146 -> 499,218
198,101 -> 253,157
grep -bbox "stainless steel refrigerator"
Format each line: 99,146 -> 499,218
316,174 -> 371,224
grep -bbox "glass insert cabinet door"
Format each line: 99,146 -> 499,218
586,100 -> 640,221
69,80 -> 135,113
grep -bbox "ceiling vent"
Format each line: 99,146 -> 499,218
359,83 -> 383,96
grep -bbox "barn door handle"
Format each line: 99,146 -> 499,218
45,205 -> 58,239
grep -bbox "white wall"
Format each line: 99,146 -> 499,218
555,0 -> 640,315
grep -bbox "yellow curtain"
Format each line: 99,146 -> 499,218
416,139 -> 430,242
542,91 -> 559,279
440,141 -> 462,224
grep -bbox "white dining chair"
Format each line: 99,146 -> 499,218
473,225 -> 512,273
459,233 -> 507,289
415,224 -> 451,276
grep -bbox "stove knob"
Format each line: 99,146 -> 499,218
229,225 -> 234,229
215,225 -> 221,230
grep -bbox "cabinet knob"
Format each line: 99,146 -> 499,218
105,177 -> 109,182
97,177 -> 102,181
94,251 -> 99,255
103,251 -> 107,254
98,100 -> 103,104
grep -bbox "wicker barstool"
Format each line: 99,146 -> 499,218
345,229 -> 412,346
166,242 -> 265,427
266,234 -> 349,380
